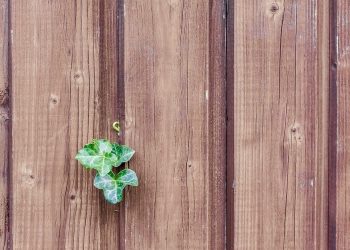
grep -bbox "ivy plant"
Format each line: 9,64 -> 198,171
75,122 -> 138,204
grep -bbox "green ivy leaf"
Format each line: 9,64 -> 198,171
94,139 -> 113,153
76,138 -> 139,204
94,173 -> 115,190
111,144 -> 135,167
115,169 -> 139,186
93,169 -> 138,204
103,182 -> 125,204
75,139 -> 118,176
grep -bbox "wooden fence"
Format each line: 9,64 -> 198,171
0,0 -> 349,249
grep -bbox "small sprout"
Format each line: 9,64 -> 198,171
112,121 -> 121,136
75,122 -> 139,204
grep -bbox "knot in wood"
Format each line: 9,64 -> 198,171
0,88 -> 9,106
74,73 -> 81,80
49,94 -> 59,105
0,110 -> 9,123
270,2 -> 279,13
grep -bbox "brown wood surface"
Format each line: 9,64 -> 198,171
227,0 -> 329,249
0,0 -> 9,249
333,0 -> 350,249
10,0 -> 119,249
1,0 -> 350,249
123,0 -> 225,249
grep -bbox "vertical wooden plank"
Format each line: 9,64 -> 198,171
333,0 -> 350,249
328,1 -> 337,248
98,1 -> 121,249
227,0 -> 329,249
11,0 -> 120,249
316,1 -> 330,249
208,0 -> 226,249
123,0 -> 225,249
0,0 -> 9,248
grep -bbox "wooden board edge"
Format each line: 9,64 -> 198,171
0,0 -> 10,248
328,0 -> 337,249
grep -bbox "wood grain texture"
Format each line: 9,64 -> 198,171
316,1 -> 330,249
227,0 -> 329,249
208,0 -> 226,249
0,0 -> 9,249
123,0 -> 225,249
10,0 -> 119,249
333,0 -> 350,249
97,1 -> 121,249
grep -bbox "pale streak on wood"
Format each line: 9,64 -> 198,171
228,0 -> 328,249
123,0 -> 222,249
335,1 -> 350,249
0,0 -> 9,249
315,1 -> 329,249
11,0 -> 119,249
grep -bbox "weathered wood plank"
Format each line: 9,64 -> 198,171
316,2 -> 330,250
97,1 -> 121,249
11,0 -> 119,249
208,0 -> 226,249
333,0 -> 350,249
0,0 -> 9,248
227,0 -> 329,249
123,0 -> 225,249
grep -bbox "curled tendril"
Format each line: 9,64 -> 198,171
112,121 -> 120,136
